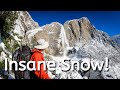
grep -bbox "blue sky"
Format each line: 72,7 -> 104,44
29,11 -> 120,36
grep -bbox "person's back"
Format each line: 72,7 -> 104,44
30,48 -> 50,79
30,39 -> 50,79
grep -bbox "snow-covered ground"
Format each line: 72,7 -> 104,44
14,18 -> 25,37
8,73 -> 15,79
46,52 -> 90,79
0,41 -> 5,50
0,52 -> 7,62
0,38 -> 7,62
0,77 -> 2,79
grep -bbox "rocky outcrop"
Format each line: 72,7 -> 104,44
111,34 -> 120,44
13,11 -> 40,47
31,17 -> 120,58
64,17 -> 118,48
14,11 -> 39,37
35,22 -> 69,56
64,17 -> 96,46
34,17 -> 98,56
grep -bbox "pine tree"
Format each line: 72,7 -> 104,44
0,11 -> 19,52
0,11 -> 18,41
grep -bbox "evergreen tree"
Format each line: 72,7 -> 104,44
0,11 -> 18,41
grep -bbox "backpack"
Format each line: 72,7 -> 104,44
12,45 -> 32,79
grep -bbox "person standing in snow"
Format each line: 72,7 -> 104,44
30,39 -> 51,79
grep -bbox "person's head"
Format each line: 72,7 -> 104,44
34,39 -> 49,52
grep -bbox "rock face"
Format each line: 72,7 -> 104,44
35,22 -> 69,56
111,34 -> 120,44
27,17 -> 99,56
62,17 -> 120,79
13,11 -> 40,46
64,17 -> 113,47
0,11 -> 39,52
64,17 -> 96,46
14,11 -> 39,37
34,17 -> 98,56
33,17 -> 119,57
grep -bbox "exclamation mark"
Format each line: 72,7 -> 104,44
104,57 -> 109,71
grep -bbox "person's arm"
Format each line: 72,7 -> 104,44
40,55 -> 51,79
